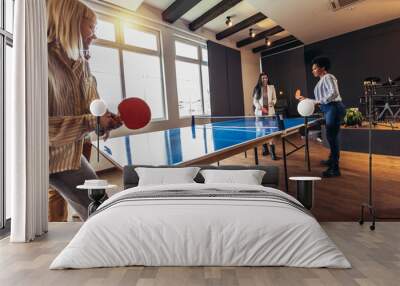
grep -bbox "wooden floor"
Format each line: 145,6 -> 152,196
99,135 -> 400,221
1,222 -> 400,286
227,136 -> 400,221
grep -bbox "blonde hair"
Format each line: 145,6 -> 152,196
47,0 -> 96,60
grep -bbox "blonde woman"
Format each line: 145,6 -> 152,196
47,0 -> 121,221
252,73 -> 278,160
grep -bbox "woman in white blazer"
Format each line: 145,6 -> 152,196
252,73 -> 278,160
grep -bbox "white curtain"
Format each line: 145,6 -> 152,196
8,0 -> 49,242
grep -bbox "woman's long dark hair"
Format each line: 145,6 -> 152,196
253,72 -> 269,100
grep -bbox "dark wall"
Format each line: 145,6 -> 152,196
226,48 -> 245,115
305,18 -> 400,108
261,18 -> 400,112
322,127 -> 400,156
262,46 -> 307,116
207,41 -> 244,116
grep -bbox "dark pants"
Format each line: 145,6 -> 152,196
320,102 -> 346,167
49,156 -> 99,221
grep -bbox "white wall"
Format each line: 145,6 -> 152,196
84,0 -> 261,170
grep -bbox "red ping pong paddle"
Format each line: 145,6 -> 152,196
118,98 -> 151,130
262,107 -> 268,115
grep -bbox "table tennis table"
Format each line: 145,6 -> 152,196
95,116 -> 320,192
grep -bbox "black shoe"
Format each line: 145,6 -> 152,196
262,144 -> 269,156
322,167 -> 341,178
269,144 -> 279,161
320,159 -> 332,166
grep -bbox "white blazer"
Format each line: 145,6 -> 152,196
253,85 -> 277,116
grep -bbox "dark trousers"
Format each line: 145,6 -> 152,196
320,102 -> 346,167
49,140 -> 93,222
49,156 -> 99,221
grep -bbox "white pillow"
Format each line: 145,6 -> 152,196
200,169 -> 266,185
135,167 -> 201,186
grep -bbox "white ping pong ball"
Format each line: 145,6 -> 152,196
90,99 -> 107,116
297,99 -> 315,117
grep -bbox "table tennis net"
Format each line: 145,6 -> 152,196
193,116 -> 284,130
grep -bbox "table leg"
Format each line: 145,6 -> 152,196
282,137 -> 288,193
254,147 -> 259,165
304,117 -> 311,172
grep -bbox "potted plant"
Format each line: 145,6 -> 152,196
344,108 -> 363,127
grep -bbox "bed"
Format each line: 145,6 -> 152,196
50,165 -> 351,269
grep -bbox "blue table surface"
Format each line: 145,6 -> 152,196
98,117 -> 311,166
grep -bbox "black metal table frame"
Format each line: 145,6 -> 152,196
282,117 -> 312,193
252,116 -> 315,193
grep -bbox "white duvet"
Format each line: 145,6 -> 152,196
50,183 -> 351,269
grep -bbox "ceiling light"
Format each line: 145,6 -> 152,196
225,16 -> 233,27
249,28 -> 256,38
266,38 -> 272,47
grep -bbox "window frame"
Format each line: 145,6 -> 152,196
122,22 -> 161,54
174,37 -> 209,118
1,0 -> 14,235
95,18 -> 117,42
92,14 -> 167,121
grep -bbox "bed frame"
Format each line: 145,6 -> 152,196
123,165 -> 279,189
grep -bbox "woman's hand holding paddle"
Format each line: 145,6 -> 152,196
295,89 -> 306,101
99,112 -> 122,131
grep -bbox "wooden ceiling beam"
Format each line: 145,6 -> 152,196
236,25 -> 284,48
215,12 -> 267,41
253,35 -> 298,53
259,40 -> 303,56
162,0 -> 202,24
189,0 -> 242,31
253,36 -> 302,54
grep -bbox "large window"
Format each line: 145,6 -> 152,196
90,12 -> 211,121
123,51 -> 164,118
175,40 -> 210,117
1,0 -> 14,233
90,45 -> 122,114
89,17 -> 166,120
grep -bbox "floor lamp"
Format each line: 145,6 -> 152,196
90,99 -> 107,162
359,81 -> 377,231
